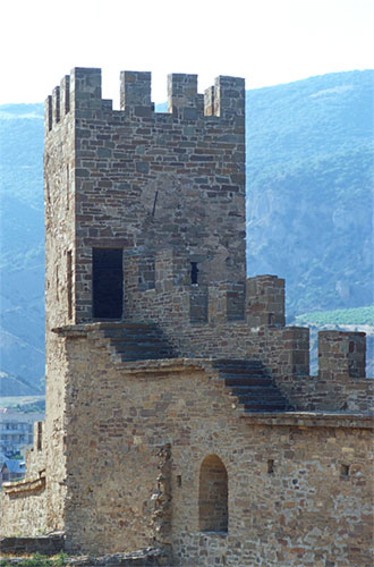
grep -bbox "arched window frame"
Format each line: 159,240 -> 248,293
198,454 -> 228,533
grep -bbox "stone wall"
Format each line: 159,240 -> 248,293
1,324 -> 372,563
54,333 -> 374,564
0,471 -> 47,538
0,418 -> 47,538
272,330 -> 374,412
45,68 -> 246,326
2,68 -> 372,566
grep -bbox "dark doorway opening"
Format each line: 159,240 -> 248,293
93,248 -> 123,319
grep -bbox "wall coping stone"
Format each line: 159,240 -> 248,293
2,470 -> 46,496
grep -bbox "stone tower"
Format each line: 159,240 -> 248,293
1,68 -> 372,566
45,68 -> 246,331
43,67 -> 247,533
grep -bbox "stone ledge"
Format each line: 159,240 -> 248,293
52,325 -> 90,338
2,470 -> 46,496
117,357 -> 209,374
241,411 -> 374,429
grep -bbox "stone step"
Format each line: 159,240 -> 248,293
99,323 -> 177,362
102,326 -> 161,339
214,358 -> 291,413
218,367 -> 269,376
109,336 -> 172,347
110,342 -> 170,351
213,359 -> 263,371
230,383 -> 289,396
119,352 -> 176,362
111,345 -> 175,356
234,391 -> 289,404
220,372 -> 273,383
243,403 -> 290,412
244,395 -> 291,405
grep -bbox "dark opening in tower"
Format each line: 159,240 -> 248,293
92,248 -> 123,320
191,262 -> 199,285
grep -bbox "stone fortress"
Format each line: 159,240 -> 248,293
0,68 -> 373,566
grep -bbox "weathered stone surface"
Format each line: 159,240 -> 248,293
1,68 -> 373,567
0,533 -> 64,556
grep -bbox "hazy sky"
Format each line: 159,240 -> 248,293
1,0 -> 373,106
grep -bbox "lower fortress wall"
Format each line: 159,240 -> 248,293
64,334 -> 374,565
0,488 -> 47,539
1,333 -> 372,566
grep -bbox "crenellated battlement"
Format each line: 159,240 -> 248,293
167,73 -> 204,118
318,330 -> 366,380
45,67 -> 245,130
120,71 -> 153,113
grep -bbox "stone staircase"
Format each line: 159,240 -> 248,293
97,326 -> 290,412
99,322 -> 177,362
212,359 -> 293,413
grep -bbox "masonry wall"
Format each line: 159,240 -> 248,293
0,424 -> 47,538
58,334 -> 373,566
3,67 -> 370,563
0,490 -> 47,538
172,421 -> 373,567
43,74 -> 76,536
45,68 -> 246,326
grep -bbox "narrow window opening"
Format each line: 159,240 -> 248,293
191,262 -> 199,285
67,251 -> 73,320
267,459 -> 274,474
340,464 -> 350,478
36,422 -> 43,451
177,475 -> 182,487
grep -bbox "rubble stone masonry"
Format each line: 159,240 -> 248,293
0,69 -> 373,566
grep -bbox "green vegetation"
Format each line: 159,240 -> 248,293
246,70 -> 373,319
295,306 -> 374,326
0,552 -> 68,567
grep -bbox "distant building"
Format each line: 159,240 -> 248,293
0,459 -> 25,484
0,409 -> 44,457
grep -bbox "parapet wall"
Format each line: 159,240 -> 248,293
319,330 -> 366,379
124,248 -> 285,328
0,419 -> 47,538
46,68 -> 245,131
271,330 -> 372,412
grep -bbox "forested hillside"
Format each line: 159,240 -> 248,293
0,104 -> 44,390
246,70 -> 373,318
0,71 -> 372,389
